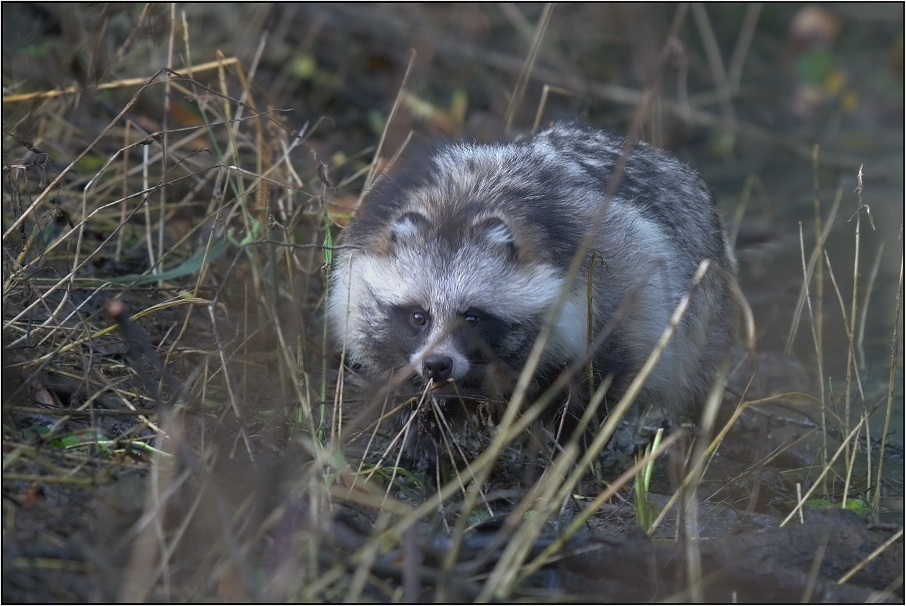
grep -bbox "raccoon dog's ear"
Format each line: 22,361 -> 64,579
475,216 -> 515,248
391,212 -> 429,242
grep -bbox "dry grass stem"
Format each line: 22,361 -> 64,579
872,233 -> 903,513
504,3 -> 554,134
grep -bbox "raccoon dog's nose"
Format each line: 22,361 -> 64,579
423,355 -> 453,382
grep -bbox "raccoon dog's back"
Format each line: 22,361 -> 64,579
329,123 -> 736,447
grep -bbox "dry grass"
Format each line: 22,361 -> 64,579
2,4 -> 902,602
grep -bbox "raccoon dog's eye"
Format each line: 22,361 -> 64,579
464,314 -> 480,328
410,311 -> 428,327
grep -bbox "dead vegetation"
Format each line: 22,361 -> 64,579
2,4 -> 903,602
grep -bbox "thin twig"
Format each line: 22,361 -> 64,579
2,58 -> 240,104
857,242 -> 885,369
3,68 -> 171,240
691,3 -> 734,124
504,3 -> 554,134
727,3 -> 762,93
872,228 -> 903,513
362,50 -> 417,197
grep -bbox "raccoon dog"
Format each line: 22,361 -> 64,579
328,123 -> 736,461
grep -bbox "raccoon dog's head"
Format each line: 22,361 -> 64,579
328,141 -> 587,400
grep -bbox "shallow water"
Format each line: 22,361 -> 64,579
703,136 -> 903,508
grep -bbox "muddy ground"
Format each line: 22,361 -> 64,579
2,3 -> 903,602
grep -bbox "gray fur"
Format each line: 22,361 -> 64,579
328,123 -> 736,450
